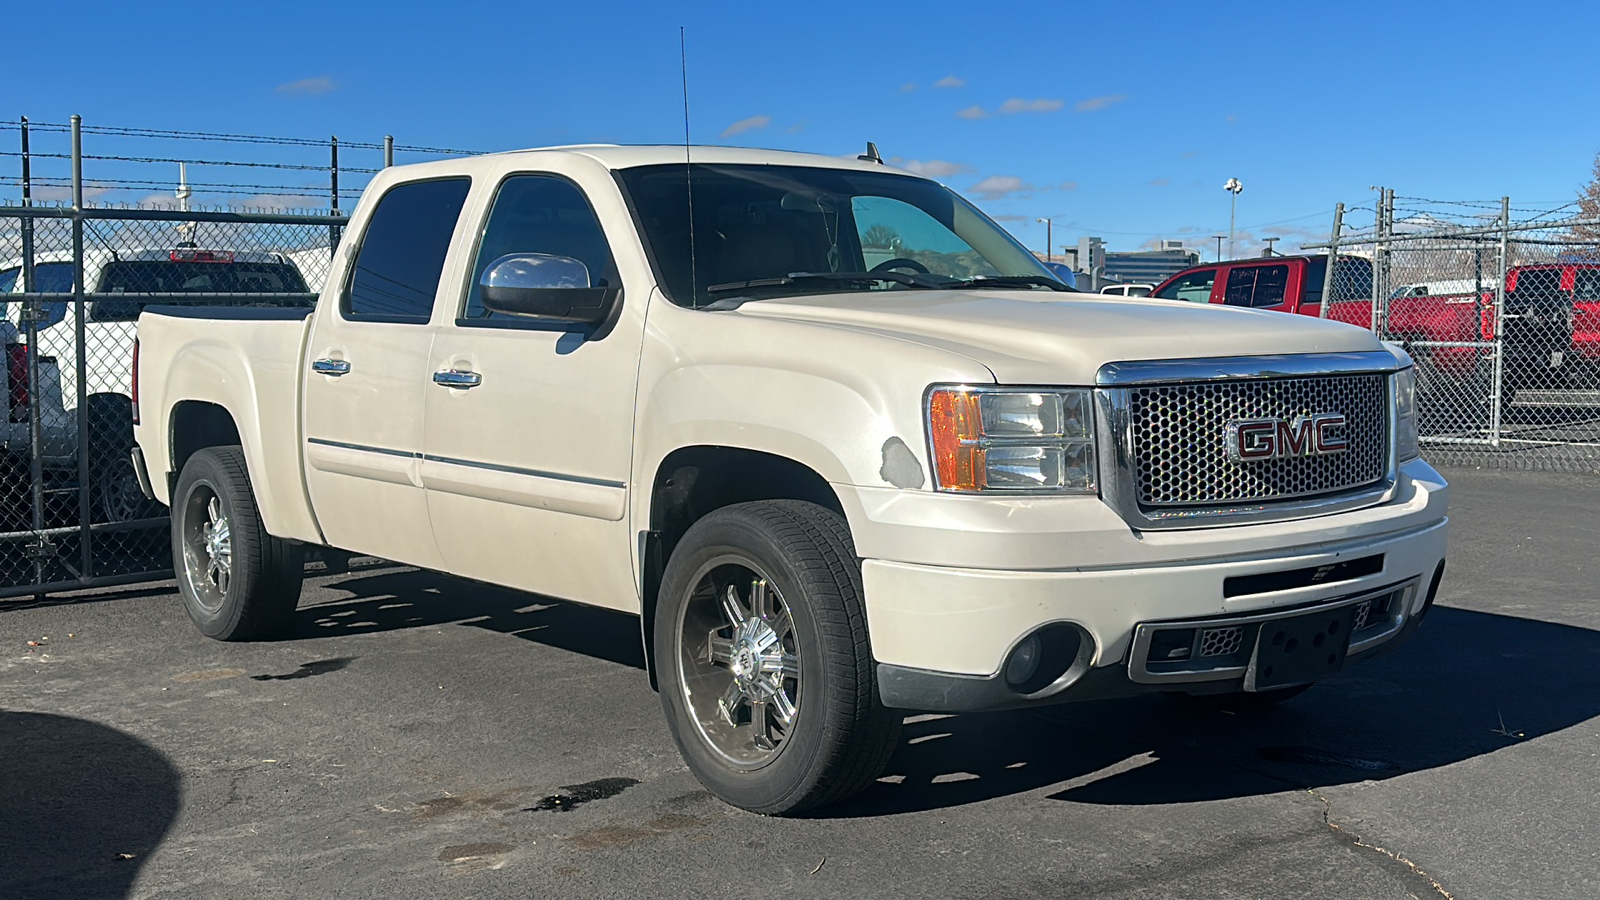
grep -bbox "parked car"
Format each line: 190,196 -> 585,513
134,145 -> 1447,815
1099,283 -> 1153,297
1,247 -> 313,524
1149,256 -> 1600,405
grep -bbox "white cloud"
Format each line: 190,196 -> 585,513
998,98 -> 1064,115
1075,94 -> 1126,113
933,75 -> 965,89
1059,180 -> 1079,191
891,158 -> 968,178
787,121 -> 807,134
276,76 -> 335,96
232,192 -> 326,211
956,105 -> 988,120
969,175 -> 1036,200
1147,178 -> 1170,187
721,115 -> 772,138
900,82 -> 917,93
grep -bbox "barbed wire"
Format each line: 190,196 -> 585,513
0,119 -> 485,155
0,175 -> 365,197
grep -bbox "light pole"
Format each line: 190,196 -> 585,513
1223,178 -> 1242,260
1262,236 -> 1279,257
1036,217 -> 1052,262
1211,235 -> 1224,263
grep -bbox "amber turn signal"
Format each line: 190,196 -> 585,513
928,389 -> 985,491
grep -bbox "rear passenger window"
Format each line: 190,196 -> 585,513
463,174 -> 614,321
1155,269 -> 1216,303
1224,264 -> 1289,308
345,178 -> 471,322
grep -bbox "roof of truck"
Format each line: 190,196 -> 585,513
391,144 -> 924,178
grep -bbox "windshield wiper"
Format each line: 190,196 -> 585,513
936,275 -> 1073,292
706,270 -> 942,295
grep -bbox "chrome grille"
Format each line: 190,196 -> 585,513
1128,373 -> 1389,507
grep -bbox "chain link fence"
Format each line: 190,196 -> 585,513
0,116 -> 385,598
1315,193 -> 1600,473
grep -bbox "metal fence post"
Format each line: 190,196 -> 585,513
384,134 -> 394,169
1318,203 -> 1343,319
71,115 -> 91,578
20,116 -> 48,594
1489,196 -> 1510,447
329,135 -> 341,252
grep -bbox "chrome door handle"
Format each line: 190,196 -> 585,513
432,369 -> 482,388
312,358 -> 351,376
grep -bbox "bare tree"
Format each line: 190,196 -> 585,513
1572,150 -> 1600,257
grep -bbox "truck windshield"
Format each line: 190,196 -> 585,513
616,163 -> 1061,308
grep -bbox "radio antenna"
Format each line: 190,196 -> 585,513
680,27 -> 699,306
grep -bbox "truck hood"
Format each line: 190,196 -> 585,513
733,290 -> 1384,384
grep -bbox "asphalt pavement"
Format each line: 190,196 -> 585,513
2,465 -> 1596,900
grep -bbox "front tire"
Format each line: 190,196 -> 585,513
173,446 -> 304,641
654,500 -> 901,815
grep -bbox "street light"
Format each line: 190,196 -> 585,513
1036,217 -> 1052,262
1223,178 -> 1242,260
1211,235 -> 1225,263
1262,236 -> 1279,257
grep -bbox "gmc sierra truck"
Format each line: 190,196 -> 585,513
131,146 -> 1450,814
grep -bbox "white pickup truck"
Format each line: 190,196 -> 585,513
132,145 -> 1449,814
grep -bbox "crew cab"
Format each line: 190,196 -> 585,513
132,146 -> 1449,814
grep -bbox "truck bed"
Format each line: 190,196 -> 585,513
134,305 -> 322,544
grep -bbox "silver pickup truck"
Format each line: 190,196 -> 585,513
132,145 -> 1449,814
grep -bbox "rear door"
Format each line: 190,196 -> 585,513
1220,262 -> 1291,311
302,176 -> 472,567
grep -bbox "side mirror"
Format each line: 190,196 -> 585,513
479,253 -> 619,325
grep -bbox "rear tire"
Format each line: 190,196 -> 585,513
86,393 -> 161,524
173,446 -> 303,641
654,500 -> 901,815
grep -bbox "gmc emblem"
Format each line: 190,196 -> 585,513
1225,414 -> 1349,461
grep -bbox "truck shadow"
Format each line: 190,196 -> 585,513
826,605 -> 1600,817
0,711 -> 181,899
287,569 -> 1599,817
293,568 -> 646,669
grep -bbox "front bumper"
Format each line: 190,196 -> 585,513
846,460 -> 1449,712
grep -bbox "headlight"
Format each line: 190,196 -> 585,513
1395,366 -> 1420,462
927,388 -> 1096,493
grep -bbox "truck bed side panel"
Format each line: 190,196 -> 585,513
135,309 -> 323,544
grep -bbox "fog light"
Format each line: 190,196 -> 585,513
1004,635 -> 1042,687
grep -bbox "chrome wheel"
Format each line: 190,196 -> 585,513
677,559 -> 801,768
181,489 -> 231,611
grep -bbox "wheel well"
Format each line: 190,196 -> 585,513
168,401 -> 241,493
640,446 -> 844,688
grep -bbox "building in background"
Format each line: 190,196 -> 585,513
1057,239 -> 1199,290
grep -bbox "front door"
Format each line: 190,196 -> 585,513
302,176 -> 473,568
422,170 -> 647,611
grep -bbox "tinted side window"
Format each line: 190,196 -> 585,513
345,178 -> 471,322
1224,265 -> 1289,308
1574,269 -> 1600,302
1155,269 -> 1216,303
0,267 -> 16,293
464,175 -> 614,321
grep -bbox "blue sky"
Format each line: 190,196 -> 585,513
9,0 -> 1600,259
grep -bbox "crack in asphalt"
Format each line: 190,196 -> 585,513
1307,788 -> 1458,900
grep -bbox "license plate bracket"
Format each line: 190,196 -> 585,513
1245,604 -> 1357,691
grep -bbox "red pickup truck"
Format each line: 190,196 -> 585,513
1149,256 -> 1600,399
